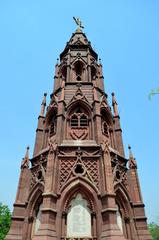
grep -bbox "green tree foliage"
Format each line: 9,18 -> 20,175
0,203 -> 11,240
148,222 -> 159,240
148,87 -> 159,100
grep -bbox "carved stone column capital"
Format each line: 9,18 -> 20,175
48,138 -> 57,153
101,139 -> 110,154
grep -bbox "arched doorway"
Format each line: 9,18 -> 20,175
67,193 -> 92,238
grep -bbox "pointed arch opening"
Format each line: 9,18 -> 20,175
58,180 -> 98,240
67,103 -> 92,140
26,183 -> 44,240
91,66 -> 97,80
50,114 -> 57,137
61,65 -> 67,80
46,108 -> 57,138
103,122 -> 108,136
100,108 -> 114,147
31,201 -> 43,238
73,60 -> 85,82
115,186 -> 135,239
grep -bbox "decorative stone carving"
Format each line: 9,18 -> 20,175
128,145 -> 137,169
21,146 -> 30,169
59,149 -> 99,189
100,94 -> 108,108
70,127 -> 88,140
30,157 -> 46,188
68,84 -> 89,107
59,150 -> 76,156
59,158 -> 75,188
82,149 -> 100,156
59,149 -> 100,158
83,159 -> 99,188
21,157 -> 29,169
30,172 -> 38,188
101,139 -> 110,154
47,93 -> 59,115
48,138 -> 57,153
112,156 -> 128,188
129,157 -> 137,169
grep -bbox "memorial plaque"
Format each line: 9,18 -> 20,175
116,205 -> 123,233
67,194 -> 91,237
35,204 -> 42,233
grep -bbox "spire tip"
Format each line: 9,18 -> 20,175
112,92 -> 118,116
40,93 -> 47,116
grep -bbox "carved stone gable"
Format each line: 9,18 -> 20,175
68,84 -> 90,107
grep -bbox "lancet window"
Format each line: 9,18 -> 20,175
70,109 -> 88,128
73,61 -> 85,81
50,115 -> 57,137
102,121 -> 109,136
103,122 -> 108,136
91,66 -> 96,80
68,105 -> 91,140
61,65 -> 67,80
71,115 -> 78,127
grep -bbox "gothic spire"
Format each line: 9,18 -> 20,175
40,93 -> 47,116
128,145 -> 137,169
21,146 -> 30,169
60,20 -> 97,61
112,92 -> 119,116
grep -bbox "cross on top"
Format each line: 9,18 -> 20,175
73,17 -> 84,30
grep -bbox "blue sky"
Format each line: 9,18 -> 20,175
0,0 -> 159,223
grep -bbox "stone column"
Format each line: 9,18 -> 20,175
32,139 -> 58,240
100,140 -> 126,240
92,83 -> 102,144
112,93 -> 125,157
127,146 -> 152,240
6,147 -> 31,240
87,52 -> 91,82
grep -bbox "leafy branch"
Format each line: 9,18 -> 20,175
148,87 -> 159,100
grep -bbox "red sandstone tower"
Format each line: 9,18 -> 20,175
6,22 -> 152,240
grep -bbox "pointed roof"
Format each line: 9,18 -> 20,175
112,92 -> 119,116
40,93 -> 47,116
60,29 -> 98,60
68,29 -> 90,46
21,146 -> 30,169
128,145 -> 137,169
